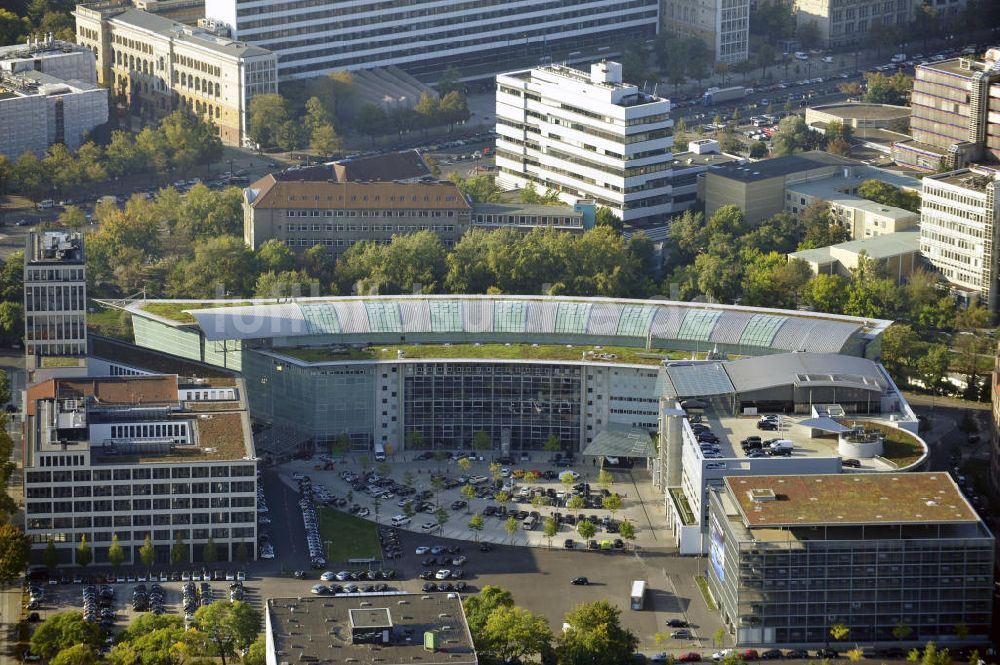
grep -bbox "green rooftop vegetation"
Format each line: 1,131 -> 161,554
141,301 -> 251,324
40,356 -> 86,368
274,343 -> 693,365
861,421 -> 926,468
87,308 -> 133,340
670,487 -> 697,526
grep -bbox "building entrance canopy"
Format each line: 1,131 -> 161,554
582,425 -> 655,459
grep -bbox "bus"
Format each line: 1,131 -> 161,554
630,580 -> 646,610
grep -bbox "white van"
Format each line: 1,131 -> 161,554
390,514 -> 410,526
769,439 -> 794,452
374,443 -> 386,462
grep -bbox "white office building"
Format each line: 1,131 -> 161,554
661,0 -> 749,64
496,61 -> 675,224
920,167 -> 1000,310
23,374 -> 258,565
201,0 -> 658,81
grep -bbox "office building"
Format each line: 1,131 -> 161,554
470,202 -> 592,233
496,62 -> 676,225
265,595 -> 477,665
789,230 -> 922,283
201,0 -> 657,81
920,167 -> 1000,309
702,151 -> 920,236
109,294 -> 891,457
661,0 -> 750,64
23,373 -> 257,565
792,0 -> 965,49
893,48 -> 1000,171
656,353 -> 921,554
0,36 -> 98,83
243,178 -> 472,255
992,348 -> 1000,493
707,473 -> 992,645
0,69 -> 107,160
24,233 -> 88,382
74,3 -> 277,146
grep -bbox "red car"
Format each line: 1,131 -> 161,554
679,653 -> 702,662
741,650 -> 759,661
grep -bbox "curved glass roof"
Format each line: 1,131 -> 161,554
156,295 -> 888,355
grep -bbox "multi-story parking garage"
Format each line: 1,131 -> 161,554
101,295 -> 893,457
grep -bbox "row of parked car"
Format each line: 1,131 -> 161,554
132,583 -> 166,614
297,475 -> 327,569
82,584 -> 115,625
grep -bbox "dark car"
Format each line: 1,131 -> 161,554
422,582 -> 437,592
785,650 -> 808,659
26,612 -> 41,622
740,650 -> 759,661
841,458 -> 861,468
757,421 -> 778,431
666,619 -> 688,628
571,577 -> 589,585
564,539 -> 575,549
479,542 -> 492,552
815,649 -> 838,659
760,650 -> 783,660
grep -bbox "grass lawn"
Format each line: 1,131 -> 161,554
316,506 -> 382,562
694,575 -> 717,610
86,308 -> 133,340
142,301 -> 251,324
857,421 -> 926,468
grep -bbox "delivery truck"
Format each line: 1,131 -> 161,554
702,86 -> 747,105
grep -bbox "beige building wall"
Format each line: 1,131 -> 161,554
662,0 -> 749,63
793,0 -> 925,48
74,5 -> 276,146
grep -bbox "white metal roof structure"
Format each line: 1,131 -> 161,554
122,296 -> 891,357
723,353 -> 888,393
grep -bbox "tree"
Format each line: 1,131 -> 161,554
44,539 -> 59,573
75,535 -> 92,568
51,644 -> 97,665
542,517 -> 558,547
356,104 -> 388,145
857,179 -> 920,213
619,520 -> 636,548
802,274 -> 849,314
796,20 -> 821,48
557,600 -> 638,665
234,542 -> 249,563
863,71 -> 913,105
544,434 -> 561,453
577,519 -> 596,540
798,201 -> 849,250
469,513 -> 485,541
480,605 -> 553,664
244,637 -> 266,665
597,469 -> 613,490
13,151 -> 51,202
413,92 -> 441,135
276,120 -> 306,152
504,515 -> 519,544
749,140 -> 768,158
202,537 -> 218,564
463,585 -> 514,637
193,601 -> 261,665
673,119 -> 688,152
447,173 -> 502,203
167,236 -> 257,298
566,495 -> 585,510
248,94 -> 290,150
892,622 -> 912,641
472,430 -> 491,451
879,324 -> 917,384
0,9 -> 30,46
461,483 -> 476,510
256,239 -> 297,274
135,534 -> 155,568
438,67 -> 463,95
107,534 -> 125,569
771,115 -> 819,156
756,44 -> 777,78
602,494 -> 623,517
830,623 -> 850,643
713,628 -> 726,649
439,91 -> 470,132
916,344 -> 950,397
310,123 -> 341,157
30,612 -> 103,659
0,524 -> 29,583
171,533 -> 188,566
435,506 -> 450,533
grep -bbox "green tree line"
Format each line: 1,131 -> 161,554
0,111 -> 222,203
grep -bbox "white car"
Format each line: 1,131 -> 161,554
435,569 -> 452,580
335,571 -> 352,581
560,470 -> 581,481
712,650 -> 733,661
415,546 -> 431,555
500,467 -> 511,477
225,572 -> 235,581
469,475 -> 489,485
320,571 -> 337,581
236,571 -> 246,581
310,584 -> 327,595
421,521 -> 437,531
259,546 -> 275,560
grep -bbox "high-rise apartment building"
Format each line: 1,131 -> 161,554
24,232 -> 87,374
920,167 -> 1000,309
201,0 -> 658,81
74,3 -> 277,146
893,48 -> 1000,172
661,0 -> 750,64
496,62 -> 675,225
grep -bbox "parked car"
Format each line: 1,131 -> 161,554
571,577 -> 589,585
679,653 -> 702,662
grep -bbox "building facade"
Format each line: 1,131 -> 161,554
23,374 -> 257,565
24,232 -> 87,363
661,0 -> 750,64
792,0 -> 965,48
893,49 -> 1000,171
919,168 -> 1000,309
201,0 -> 658,81
496,62 -> 676,225
243,179 -> 472,255
707,473 -> 992,646
117,295 -> 892,457
0,69 -> 107,160
0,36 -> 98,83
74,4 -> 276,146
